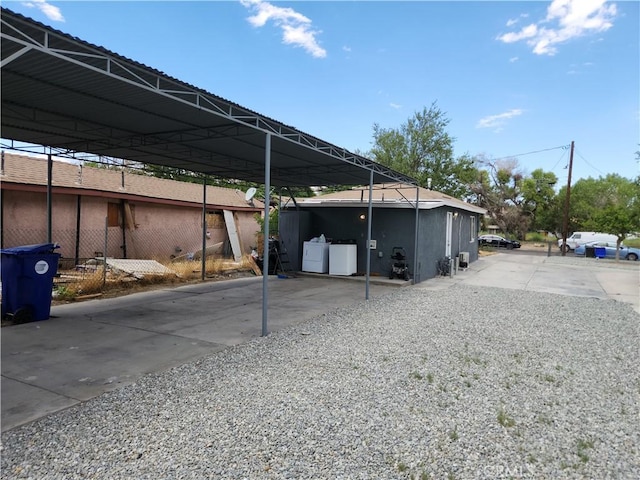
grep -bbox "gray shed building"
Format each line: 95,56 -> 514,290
280,185 -> 486,283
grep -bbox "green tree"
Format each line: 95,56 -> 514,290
568,175 -> 638,229
254,208 -> 279,237
521,169 -> 558,231
369,102 -> 478,198
469,157 -> 559,239
142,164 -> 316,199
571,174 -> 640,259
83,156 -> 140,171
534,191 -> 564,235
470,157 -> 526,239
142,164 -> 192,181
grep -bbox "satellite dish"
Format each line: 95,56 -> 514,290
245,187 -> 257,203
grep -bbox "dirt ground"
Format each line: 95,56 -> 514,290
520,241 -> 556,251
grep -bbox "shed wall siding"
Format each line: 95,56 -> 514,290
281,206 -> 480,282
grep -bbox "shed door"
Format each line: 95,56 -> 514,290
446,212 -> 453,257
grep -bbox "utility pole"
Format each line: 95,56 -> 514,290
561,141 -> 574,257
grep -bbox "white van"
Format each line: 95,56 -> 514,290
558,232 -> 619,252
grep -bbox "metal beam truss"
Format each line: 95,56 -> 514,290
0,9 -> 417,187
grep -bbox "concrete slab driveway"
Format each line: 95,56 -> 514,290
419,252 -> 640,313
1,275 -> 398,432
2,253 -> 638,433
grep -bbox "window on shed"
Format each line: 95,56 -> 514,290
470,216 -> 476,242
107,202 -> 120,227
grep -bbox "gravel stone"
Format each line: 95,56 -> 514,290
2,284 -> 639,479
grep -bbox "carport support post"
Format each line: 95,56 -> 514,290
365,170 -> 373,300
75,195 -> 82,265
47,153 -> 52,243
201,176 -> 207,281
262,133 -> 272,337
413,186 -> 419,284
103,216 -> 108,287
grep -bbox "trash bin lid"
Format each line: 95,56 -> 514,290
1,243 -> 60,255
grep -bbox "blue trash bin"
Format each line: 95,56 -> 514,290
594,247 -> 606,259
1,243 -> 61,323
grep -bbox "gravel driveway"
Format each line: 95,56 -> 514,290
2,281 -> 639,479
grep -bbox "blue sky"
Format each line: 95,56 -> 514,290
5,0 -> 639,186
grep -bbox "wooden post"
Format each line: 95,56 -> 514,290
561,141 -> 574,257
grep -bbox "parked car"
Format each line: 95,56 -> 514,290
558,232 -> 618,252
478,234 -> 521,250
574,241 -> 639,261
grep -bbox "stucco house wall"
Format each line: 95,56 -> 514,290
1,153 -> 262,262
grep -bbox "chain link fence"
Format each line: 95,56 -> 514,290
3,225 -> 259,302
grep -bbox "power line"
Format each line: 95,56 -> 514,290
488,144 -> 570,163
574,148 -> 605,176
549,148 -> 568,173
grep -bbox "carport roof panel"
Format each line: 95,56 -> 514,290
0,8 -> 417,188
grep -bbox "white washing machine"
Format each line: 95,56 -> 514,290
302,241 -> 330,273
329,244 -> 357,275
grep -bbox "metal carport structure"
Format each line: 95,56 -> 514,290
0,8 -> 418,334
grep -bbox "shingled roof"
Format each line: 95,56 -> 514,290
291,184 -> 486,214
0,152 -> 263,211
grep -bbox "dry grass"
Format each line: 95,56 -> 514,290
53,254 -> 258,303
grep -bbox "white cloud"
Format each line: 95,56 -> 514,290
21,0 -> 64,22
509,56 -> 519,63
498,23 -> 538,43
497,0 -> 617,56
506,13 -> 529,27
342,46 -> 352,53
476,109 -> 523,129
389,103 -> 402,110
240,0 -> 326,58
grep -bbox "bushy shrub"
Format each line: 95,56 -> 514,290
624,237 -> 640,248
525,232 -> 546,242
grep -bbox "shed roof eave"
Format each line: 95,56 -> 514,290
284,198 -> 486,214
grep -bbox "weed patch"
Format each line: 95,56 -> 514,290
497,406 -> 516,427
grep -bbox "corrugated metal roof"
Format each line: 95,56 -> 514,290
1,152 -> 263,210
0,8 -> 418,189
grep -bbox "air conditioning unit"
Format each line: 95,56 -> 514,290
458,252 -> 469,269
